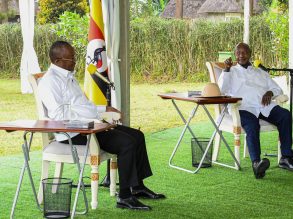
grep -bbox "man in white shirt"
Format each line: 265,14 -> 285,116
218,42 -> 293,179
38,41 -> 165,211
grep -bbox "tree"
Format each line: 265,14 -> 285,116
130,0 -> 170,19
37,0 -> 89,24
175,0 -> 183,18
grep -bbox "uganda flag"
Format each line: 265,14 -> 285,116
84,0 -> 108,105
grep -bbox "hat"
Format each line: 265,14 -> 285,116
201,83 -> 221,97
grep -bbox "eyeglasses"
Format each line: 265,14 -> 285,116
57,58 -> 76,64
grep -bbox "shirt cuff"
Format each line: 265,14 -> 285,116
97,105 -> 106,113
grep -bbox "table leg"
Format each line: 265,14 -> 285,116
10,132 -> 42,219
202,105 -> 241,170
172,99 -> 198,139
169,104 -> 200,173
70,134 -> 90,218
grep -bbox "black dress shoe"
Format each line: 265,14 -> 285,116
252,158 -> 270,179
116,196 -> 151,210
279,157 -> 293,171
131,187 -> 166,199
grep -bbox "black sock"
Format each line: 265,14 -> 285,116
119,188 -> 131,199
132,180 -> 146,190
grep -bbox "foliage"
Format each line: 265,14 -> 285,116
130,0 -> 169,20
37,0 -> 89,24
130,16 -> 274,82
258,0 -> 273,9
0,16 -> 284,82
0,24 -> 59,78
51,11 -> 89,66
0,9 -> 17,23
264,0 -> 288,67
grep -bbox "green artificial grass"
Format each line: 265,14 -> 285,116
1,122 -> 293,219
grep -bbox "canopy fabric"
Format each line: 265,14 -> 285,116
102,0 -> 121,110
19,0 -> 41,94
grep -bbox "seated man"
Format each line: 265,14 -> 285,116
38,41 -> 165,210
218,42 -> 293,179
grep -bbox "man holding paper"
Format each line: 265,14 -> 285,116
38,41 -> 165,211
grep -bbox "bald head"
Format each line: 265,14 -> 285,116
235,42 -> 251,56
49,41 -> 73,62
234,42 -> 252,65
49,41 -> 76,71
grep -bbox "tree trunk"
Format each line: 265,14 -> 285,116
175,0 -> 183,19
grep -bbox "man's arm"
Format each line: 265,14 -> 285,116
38,77 -> 65,120
261,71 -> 283,106
218,58 -> 233,95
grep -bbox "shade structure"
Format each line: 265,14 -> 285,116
19,0 -> 41,94
102,0 -> 121,110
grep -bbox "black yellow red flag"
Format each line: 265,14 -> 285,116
84,0 -> 108,105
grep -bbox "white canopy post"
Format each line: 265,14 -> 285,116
19,0 -> 40,94
243,0 -> 252,44
102,0 -> 121,110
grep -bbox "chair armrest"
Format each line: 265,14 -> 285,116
273,94 -> 288,105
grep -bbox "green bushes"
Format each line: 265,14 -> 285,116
0,16 -> 283,82
131,16 -> 275,82
0,24 -> 58,78
37,0 -> 89,24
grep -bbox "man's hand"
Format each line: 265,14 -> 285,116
262,91 -> 274,106
224,57 -> 233,72
106,106 -> 121,114
106,106 -> 122,121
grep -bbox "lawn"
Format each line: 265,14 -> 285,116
1,79 -> 293,219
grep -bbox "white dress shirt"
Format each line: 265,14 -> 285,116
218,64 -> 282,117
38,64 -> 106,141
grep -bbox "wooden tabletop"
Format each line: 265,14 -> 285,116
158,92 -> 242,104
0,120 -> 116,134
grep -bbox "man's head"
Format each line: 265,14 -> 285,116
234,42 -> 251,65
49,41 -> 76,71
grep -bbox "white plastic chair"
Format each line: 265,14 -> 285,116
205,62 -> 288,165
28,73 -> 117,210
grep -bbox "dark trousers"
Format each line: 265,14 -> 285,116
61,125 -> 153,189
239,105 -> 293,162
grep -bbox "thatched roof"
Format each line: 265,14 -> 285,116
161,0 -> 207,19
161,0 -> 262,18
198,0 -> 262,14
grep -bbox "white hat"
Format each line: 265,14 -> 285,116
201,83 -> 221,97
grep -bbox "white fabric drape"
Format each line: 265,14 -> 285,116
243,0 -> 251,44
19,0 -> 40,93
102,0 -> 121,110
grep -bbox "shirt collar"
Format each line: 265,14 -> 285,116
236,63 -> 253,70
49,63 -> 75,78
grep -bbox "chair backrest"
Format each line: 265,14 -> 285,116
28,73 -> 53,145
206,61 -> 238,83
28,73 -> 48,119
205,62 -> 236,118
272,75 -> 288,97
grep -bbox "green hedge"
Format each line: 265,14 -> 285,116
0,16 -> 278,82
131,16 -> 274,82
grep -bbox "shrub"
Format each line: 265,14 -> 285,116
37,0 -> 89,24
0,16 -> 285,82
